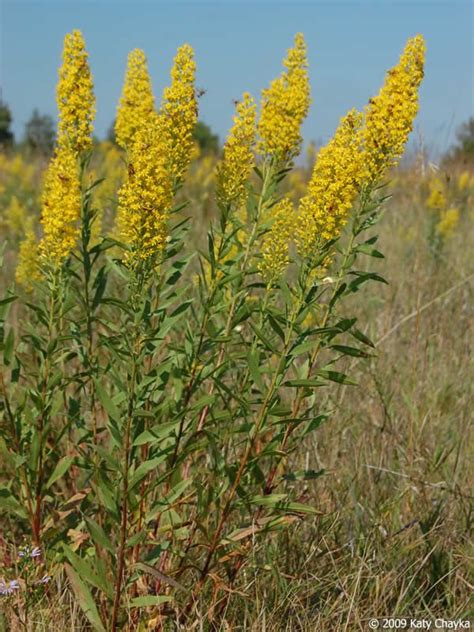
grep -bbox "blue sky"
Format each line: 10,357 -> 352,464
1,0 -> 472,156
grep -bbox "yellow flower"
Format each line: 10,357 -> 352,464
216,93 -> 257,208
436,207 -> 460,238
457,170 -> 471,191
363,35 -> 425,182
161,44 -> 197,183
16,219 -> 41,290
117,116 -> 173,269
115,49 -> 156,150
426,176 -> 446,211
296,109 -> 365,258
258,33 -> 310,163
5,196 -> 27,237
259,197 -> 295,280
56,30 -> 95,155
39,146 -> 81,265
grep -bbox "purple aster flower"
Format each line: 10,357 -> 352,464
0,579 -> 19,596
31,547 -> 41,558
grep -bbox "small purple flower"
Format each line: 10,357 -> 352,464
18,545 -> 41,559
36,575 -> 51,585
0,579 -> 20,596
31,547 -> 41,558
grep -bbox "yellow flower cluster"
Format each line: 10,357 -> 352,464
161,44 -> 197,183
115,49 -> 156,150
39,146 -> 81,265
56,30 -> 95,155
117,117 -> 173,268
296,110 -> 365,258
363,35 -> 425,182
16,219 -> 41,290
258,33 -> 310,163
216,93 -> 257,208
259,197 -> 295,280
5,196 -> 27,237
426,176 -> 446,211
436,207 -> 460,238
457,170 -> 474,192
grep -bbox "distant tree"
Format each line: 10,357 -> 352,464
193,121 -> 219,154
444,117 -> 474,164
24,109 -> 55,155
0,99 -> 14,147
107,119 -> 116,144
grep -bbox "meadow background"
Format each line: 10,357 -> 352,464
0,1 -> 473,630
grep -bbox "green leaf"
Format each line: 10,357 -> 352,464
249,322 -> 277,353
3,329 -> 14,365
284,379 -> 325,388
330,345 -> 372,358
290,340 -> 315,357
351,328 -> 375,348
94,380 -> 121,422
129,455 -> 168,490
301,414 -> 329,437
283,469 -> 325,481
355,243 -> 384,258
0,295 -> 17,307
129,595 -> 173,608
85,518 -> 114,554
0,487 -> 28,519
248,350 -> 264,391
64,547 -> 113,599
45,456 -> 74,489
65,564 -> 106,632
267,314 -> 285,342
317,370 -> 357,385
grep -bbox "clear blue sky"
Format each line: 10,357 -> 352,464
1,0 -> 473,156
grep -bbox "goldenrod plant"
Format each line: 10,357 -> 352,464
0,29 -> 439,630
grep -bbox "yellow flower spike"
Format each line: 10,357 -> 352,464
115,49 -> 156,150
216,92 -> 257,209
457,170 -> 470,192
117,117 -> 173,269
5,196 -> 27,237
363,35 -> 425,182
259,197 -> 295,280
296,109 -> 365,258
436,207 -> 460,238
161,44 -> 197,183
16,219 -> 41,290
258,33 -> 311,163
56,30 -> 96,155
39,145 -> 81,265
426,176 -> 446,211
